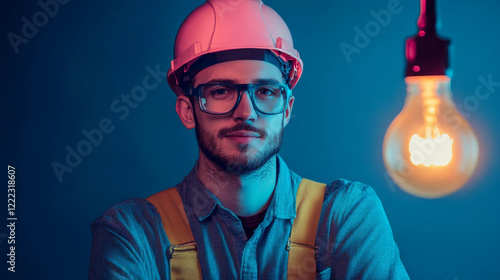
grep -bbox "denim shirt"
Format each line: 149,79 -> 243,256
89,156 -> 409,279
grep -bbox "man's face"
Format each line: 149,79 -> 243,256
189,60 -> 294,175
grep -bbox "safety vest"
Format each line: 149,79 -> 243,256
146,178 -> 326,279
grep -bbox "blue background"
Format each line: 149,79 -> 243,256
2,0 -> 499,279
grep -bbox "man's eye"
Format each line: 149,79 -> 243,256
206,86 -> 233,98
255,87 -> 279,97
256,89 -> 272,95
212,89 -> 228,95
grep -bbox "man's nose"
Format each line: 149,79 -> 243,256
232,91 -> 257,122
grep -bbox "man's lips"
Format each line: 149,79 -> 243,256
224,130 -> 261,143
225,130 -> 261,137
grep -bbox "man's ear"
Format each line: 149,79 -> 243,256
283,95 -> 295,127
175,95 -> 196,129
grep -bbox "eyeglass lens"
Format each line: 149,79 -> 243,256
199,84 -> 286,114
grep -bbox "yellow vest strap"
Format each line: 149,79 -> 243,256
147,178 -> 326,280
146,188 -> 203,280
287,178 -> 327,280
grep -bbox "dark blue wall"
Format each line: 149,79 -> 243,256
2,0 -> 499,279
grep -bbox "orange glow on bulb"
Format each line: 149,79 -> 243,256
383,76 -> 479,198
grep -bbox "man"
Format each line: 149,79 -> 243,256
89,0 -> 409,279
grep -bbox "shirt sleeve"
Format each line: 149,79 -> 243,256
88,199 -> 168,280
327,181 -> 409,280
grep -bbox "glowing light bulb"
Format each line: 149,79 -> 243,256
383,0 -> 479,198
383,75 -> 479,198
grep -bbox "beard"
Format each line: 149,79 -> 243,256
195,120 -> 283,175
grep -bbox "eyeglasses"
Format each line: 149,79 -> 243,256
188,83 -> 290,115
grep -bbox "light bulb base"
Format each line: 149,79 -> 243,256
405,32 -> 450,77
405,0 -> 451,77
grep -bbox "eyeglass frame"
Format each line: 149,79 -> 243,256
186,82 -> 291,115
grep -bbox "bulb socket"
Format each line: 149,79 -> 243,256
405,31 -> 450,77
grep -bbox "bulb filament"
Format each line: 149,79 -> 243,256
409,77 -> 454,166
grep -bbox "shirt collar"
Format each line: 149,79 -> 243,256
177,155 -> 299,222
178,162 -> 218,221
268,155 -> 298,219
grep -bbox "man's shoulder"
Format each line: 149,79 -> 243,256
89,196 -> 169,267
312,178 -> 379,215
325,178 -> 375,197
299,177 -> 375,198
312,178 -> 388,227
91,197 -> 158,232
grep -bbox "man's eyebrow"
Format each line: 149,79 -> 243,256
251,78 -> 282,84
204,79 -> 237,84
203,78 -> 283,84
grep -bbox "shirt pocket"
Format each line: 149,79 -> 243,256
316,267 -> 332,280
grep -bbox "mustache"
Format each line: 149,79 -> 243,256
218,123 -> 267,138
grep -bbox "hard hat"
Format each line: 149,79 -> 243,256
167,0 -> 303,96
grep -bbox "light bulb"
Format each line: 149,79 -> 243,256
383,75 -> 479,198
383,0 -> 480,198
